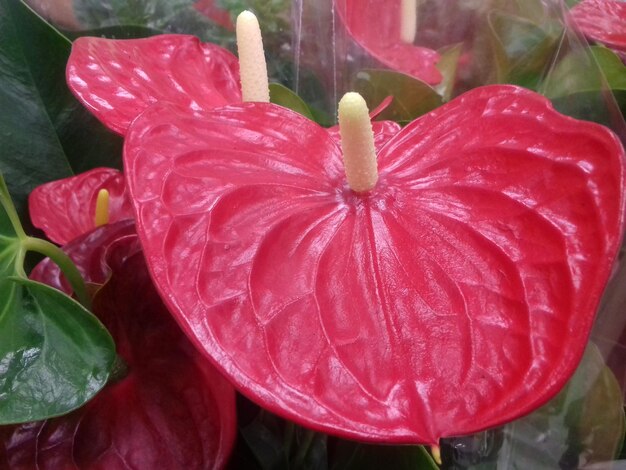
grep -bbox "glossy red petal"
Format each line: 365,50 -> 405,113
124,86 -> 625,444
570,0 -> 626,59
29,168 -> 133,245
4,223 -> 237,469
334,0 -> 442,84
67,35 -> 241,135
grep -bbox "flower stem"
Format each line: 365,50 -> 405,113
22,237 -> 92,310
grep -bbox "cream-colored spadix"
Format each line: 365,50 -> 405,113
236,10 -> 270,102
400,0 -> 417,44
338,92 -> 378,193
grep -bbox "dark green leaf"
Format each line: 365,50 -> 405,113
241,414 -> 290,470
0,0 -> 122,230
330,440 -> 438,470
0,174 -> 115,424
62,24 -> 163,40
353,70 -> 443,123
487,343 -> 625,469
269,83 -> 315,121
0,277 -> 115,424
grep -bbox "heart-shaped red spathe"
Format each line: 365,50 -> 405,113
3,222 -> 237,469
570,0 -> 626,60
29,167 -> 133,245
124,85 -> 625,444
334,0 -> 442,85
66,34 -> 241,135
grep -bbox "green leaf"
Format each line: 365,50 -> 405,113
487,343 -> 625,469
545,46 -> 626,98
487,10 -> 562,88
0,174 -> 115,424
0,277 -> 115,424
330,441 -> 438,470
269,83 -> 316,121
0,0 -> 122,231
353,70 -> 443,123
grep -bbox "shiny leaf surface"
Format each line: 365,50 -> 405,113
0,0 -> 122,228
0,174 -> 115,425
29,168 -> 133,245
570,0 -> 626,60
67,34 -> 241,135
333,0 -> 442,85
0,278 -> 115,424
2,222 -> 237,468
124,85 -> 625,444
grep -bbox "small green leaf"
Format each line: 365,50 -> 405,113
269,83 -> 316,121
0,0 -> 122,230
353,70 -> 443,123
0,277 -> 115,424
489,343 -> 625,469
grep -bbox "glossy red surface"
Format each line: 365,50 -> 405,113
66,35 -> 241,135
570,0 -> 626,59
2,222 -> 237,469
123,85 -> 626,444
334,0 -> 442,84
29,168 -> 133,245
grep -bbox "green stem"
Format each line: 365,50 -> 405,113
22,237 -> 92,310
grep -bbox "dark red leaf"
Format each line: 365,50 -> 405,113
66,35 -> 241,135
29,167 -> 133,245
570,0 -> 626,60
123,85 -> 625,444
1,223 -> 237,469
334,0 -> 442,84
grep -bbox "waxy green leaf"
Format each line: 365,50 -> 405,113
353,70 -> 443,123
0,0 -> 122,229
0,175 -> 115,424
0,278 -> 116,424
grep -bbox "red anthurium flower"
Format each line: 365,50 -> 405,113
194,0 -> 234,30
1,221 -> 237,469
66,34 -> 241,135
334,0 -> 442,84
29,167 -> 133,245
570,0 -> 626,60
123,84 -> 625,445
